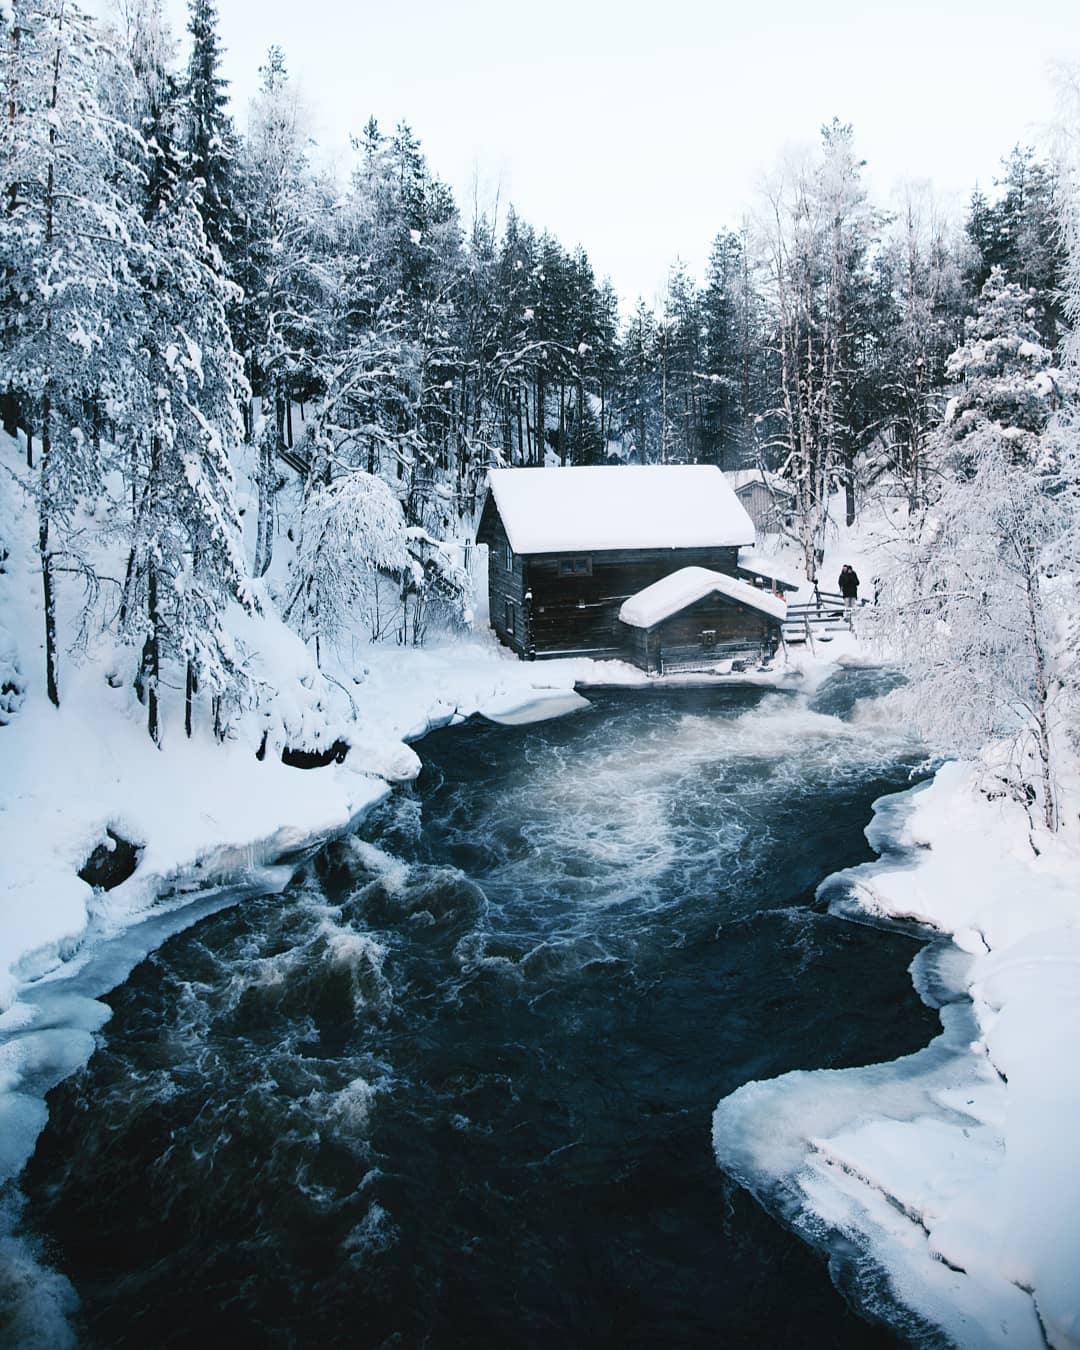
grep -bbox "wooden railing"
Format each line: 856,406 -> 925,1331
782,590 -> 861,646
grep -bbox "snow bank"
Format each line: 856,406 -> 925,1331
478,687 -> 592,725
714,763 -> 1080,1349
486,464 -> 755,554
736,548 -> 800,591
619,565 -> 787,628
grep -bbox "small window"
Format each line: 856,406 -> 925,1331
504,542 -> 514,571
558,556 -> 592,577
504,600 -> 514,634
701,629 -> 717,650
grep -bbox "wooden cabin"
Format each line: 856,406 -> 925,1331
476,465 -> 783,669
724,469 -> 794,537
618,567 -> 785,674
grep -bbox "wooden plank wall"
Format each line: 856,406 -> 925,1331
527,547 -> 741,657
480,510 -> 528,654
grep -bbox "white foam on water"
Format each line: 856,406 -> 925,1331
343,838 -> 411,895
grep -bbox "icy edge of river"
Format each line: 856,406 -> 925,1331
712,763 -> 1080,1350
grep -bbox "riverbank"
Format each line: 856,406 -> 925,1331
5,416 -> 1077,1345
0,620 -> 824,1207
8,671 -> 934,1349
714,761 -> 1080,1349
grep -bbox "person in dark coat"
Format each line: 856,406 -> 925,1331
839,564 -> 860,608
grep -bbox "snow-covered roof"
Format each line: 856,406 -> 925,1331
486,465 -> 755,554
724,468 -> 794,496
618,566 -> 787,629
736,549 -> 801,590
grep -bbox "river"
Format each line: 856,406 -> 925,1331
17,671 -> 941,1347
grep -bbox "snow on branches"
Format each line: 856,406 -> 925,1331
287,470 -> 411,658
871,265 -> 1079,833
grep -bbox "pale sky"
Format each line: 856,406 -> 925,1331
159,0 -> 1076,307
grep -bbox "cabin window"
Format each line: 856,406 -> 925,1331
701,629 -> 717,650
504,600 -> 514,634
504,542 -> 514,571
557,556 -> 592,577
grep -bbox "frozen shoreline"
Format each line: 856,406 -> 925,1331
714,766 -> 1080,1350
0,640 -> 807,1204
4,635 -> 1078,1350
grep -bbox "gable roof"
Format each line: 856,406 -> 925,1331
484,465 -> 755,555
618,566 -> 787,629
724,468 -> 795,497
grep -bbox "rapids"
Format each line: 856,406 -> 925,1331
15,671 -> 941,1347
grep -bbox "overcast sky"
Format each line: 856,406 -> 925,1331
160,0 -> 1075,307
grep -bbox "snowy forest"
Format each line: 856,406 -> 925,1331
1,0 -> 1079,832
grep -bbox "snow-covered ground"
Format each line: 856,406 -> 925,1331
3,428 -> 1078,1347
712,495 -> 1080,1349
714,764 -> 1080,1349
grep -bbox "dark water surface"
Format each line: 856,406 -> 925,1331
23,673 -> 938,1348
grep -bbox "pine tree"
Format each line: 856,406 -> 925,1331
0,0 -> 147,706
874,263 -> 1073,832
183,0 -> 237,254
941,266 -> 1059,470
118,190 -> 253,744
237,46 -> 336,576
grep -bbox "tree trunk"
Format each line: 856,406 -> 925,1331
185,660 -> 196,738
1,389 -> 17,437
1023,556 -> 1057,831
145,433 -> 162,745
844,450 -> 856,528
144,559 -> 160,745
660,332 -> 668,464
254,438 -> 275,577
39,394 -> 58,706
536,368 -> 545,466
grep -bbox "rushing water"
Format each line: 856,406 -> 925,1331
18,672 -> 940,1348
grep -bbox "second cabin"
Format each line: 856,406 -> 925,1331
475,464 -> 790,672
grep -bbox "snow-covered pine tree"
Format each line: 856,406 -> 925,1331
701,229 -> 760,469
183,0 -> 238,257
119,189 -> 254,744
237,46 -> 337,576
941,265 -> 1059,470
617,301 -> 661,464
122,0 -> 184,215
872,266 -> 1071,832
965,147 -> 1066,348
0,0 -> 146,705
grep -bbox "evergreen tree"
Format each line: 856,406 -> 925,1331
940,266 -> 1060,471
237,46 -> 337,575
964,147 -> 1066,347
0,0 -> 146,705
184,0 -> 237,254
119,190 -> 253,743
